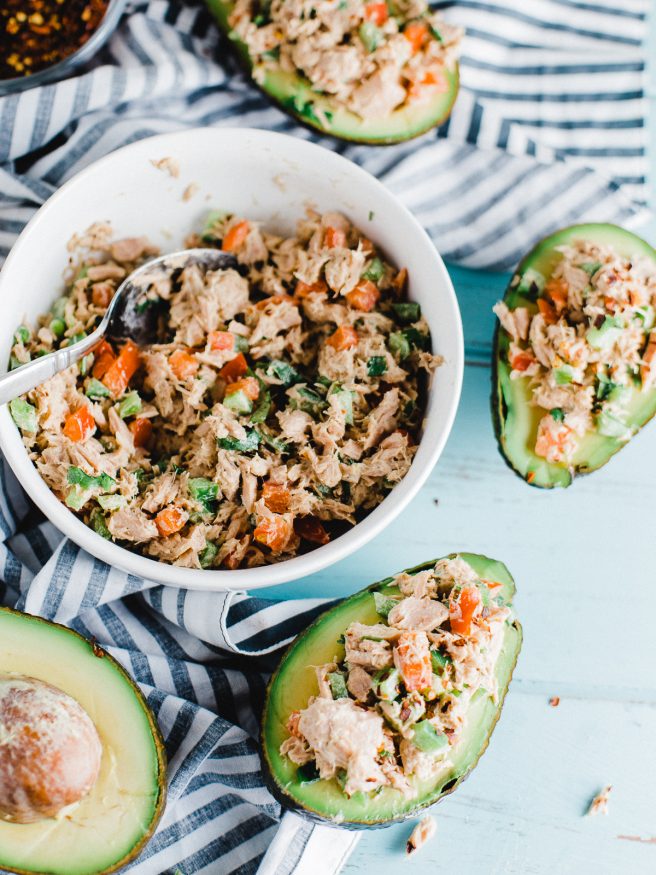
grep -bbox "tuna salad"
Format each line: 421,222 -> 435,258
9,211 -> 440,569
494,240 -> 656,465
228,0 -> 463,121
279,555 -> 512,797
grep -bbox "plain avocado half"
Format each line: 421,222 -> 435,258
261,552 -> 522,827
0,608 -> 167,875
492,224 -> 656,489
204,0 -> 460,145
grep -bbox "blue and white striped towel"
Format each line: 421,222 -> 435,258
0,0 -> 651,873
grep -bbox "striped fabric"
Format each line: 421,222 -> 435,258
0,1 -> 650,872
0,0 -> 651,271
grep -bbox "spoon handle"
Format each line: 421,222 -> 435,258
0,331 -> 104,407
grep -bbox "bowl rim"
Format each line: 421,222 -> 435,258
0,127 -> 464,591
0,0 -> 127,95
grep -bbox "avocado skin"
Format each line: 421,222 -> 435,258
260,553 -> 522,828
204,0 -> 460,145
491,223 -> 656,489
0,607 -> 168,875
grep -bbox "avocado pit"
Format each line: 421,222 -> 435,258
0,674 -> 102,824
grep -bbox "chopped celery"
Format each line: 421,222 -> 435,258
89,507 -> 112,539
373,591 -> 398,618
586,316 -> 622,350
51,297 -> 67,320
86,378 -> 110,400
79,353 -> 94,376
199,540 -> 218,569
329,384 -> 354,425
376,668 -> 400,701
224,389 -> 254,415
97,494 -> 125,511
362,257 -> 385,283
201,209 -> 229,242
412,720 -> 449,753
14,325 -> 30,344
117,390 -> 142,419
389,331 -> 411,360
328,672 -> 349,699
554,365 -> 575,385
9,398 -> 37,433
580,261 -> 602,277
430,649 -> 452,675
516,268 -> 545,299
65,484 -> 92,511
359,21 -> 382,51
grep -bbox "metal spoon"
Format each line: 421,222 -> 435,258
0,248 -> 238,406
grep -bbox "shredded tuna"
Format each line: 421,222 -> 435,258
11,210 -> 440,569
280,555 -> 514,800
495,239 -> 656,464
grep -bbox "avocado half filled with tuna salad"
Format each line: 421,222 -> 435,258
0,608 -> 167,875
493,224 -> 656,489
262,552 -> 522,826
205,0 -> 461,144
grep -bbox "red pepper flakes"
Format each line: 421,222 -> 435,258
0,0 -> 109,80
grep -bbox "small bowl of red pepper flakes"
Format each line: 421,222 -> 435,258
0,0 -> 126,92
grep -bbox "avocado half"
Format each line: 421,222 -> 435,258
0,608 -> 167,875
204,0 -> 460,145
261,552 -> 522,827
492,224 -> 656,489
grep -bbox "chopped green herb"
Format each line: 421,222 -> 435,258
250,385 -> 271,423
267,359 -> 303,386
189,477 -> 219,504
217,430 -> 261,453
366,356 -> 387,378
550,407 -> 565,422
9,398 -> 37,433
67,466 -> 115,492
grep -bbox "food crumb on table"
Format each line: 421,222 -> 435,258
586,785 -> 612,816
549,696 -> 560,707
406,815 -> 436,855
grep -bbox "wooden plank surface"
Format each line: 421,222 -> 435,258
260,15 -> 656,873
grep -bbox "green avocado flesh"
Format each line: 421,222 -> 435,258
204,0 -> 459,144
0,608 -> 167,875
493,223 -> 656,489
262,553 -> 522,827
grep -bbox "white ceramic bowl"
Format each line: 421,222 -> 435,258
0,128 -> 463,591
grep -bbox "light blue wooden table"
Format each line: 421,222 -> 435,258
260,14 -> 656,875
